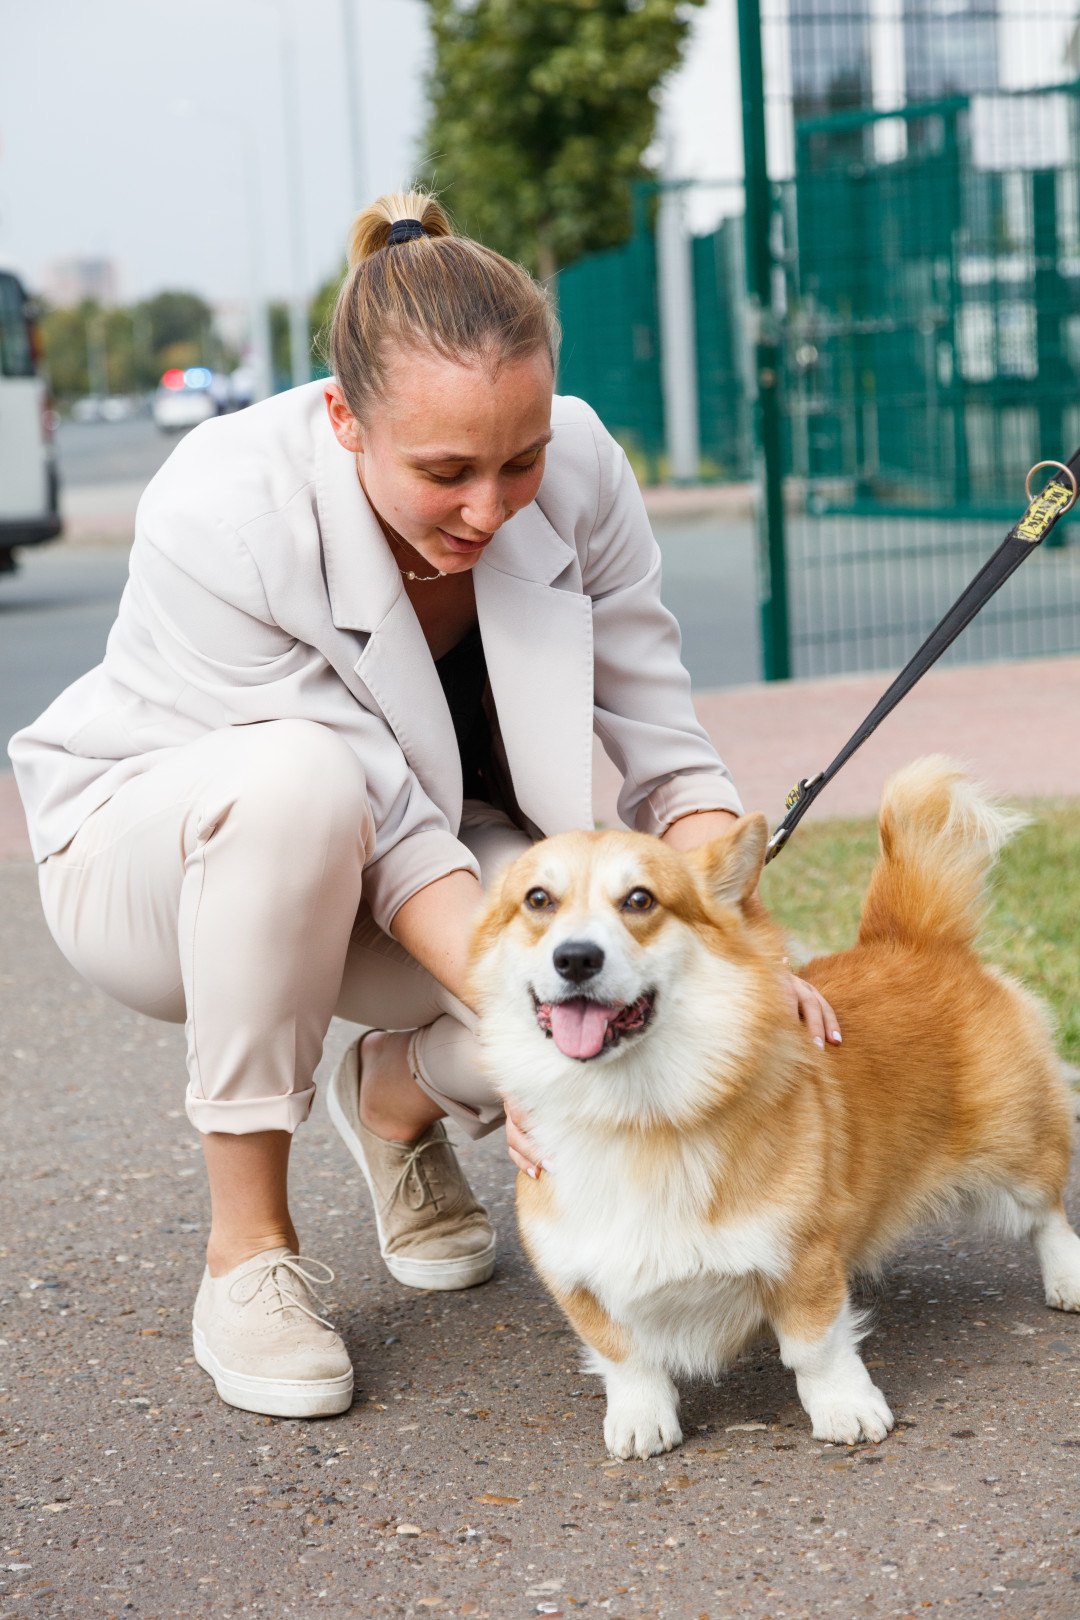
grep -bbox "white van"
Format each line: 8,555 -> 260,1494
0,266 -> 61,574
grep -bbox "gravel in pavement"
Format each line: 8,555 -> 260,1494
3,860 -> 1080,1619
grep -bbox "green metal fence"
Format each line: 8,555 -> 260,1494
782,83 -> 1080,674
557,199 -> 752,485
556,197 -> 665,482
556,34 -> 1080,679
787,89 -> 1080,517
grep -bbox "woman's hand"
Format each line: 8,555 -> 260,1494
785,973 -> 841,1049
505,1096 -> 546,1179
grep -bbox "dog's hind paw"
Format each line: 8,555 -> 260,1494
604,1401 -> 682,1460
1033,1213 -> 1080,1312
807,1385 -> 894,1446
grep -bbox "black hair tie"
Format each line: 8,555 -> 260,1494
387,218 -> 427,246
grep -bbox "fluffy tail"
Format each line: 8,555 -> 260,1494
857,756 -> 1028,949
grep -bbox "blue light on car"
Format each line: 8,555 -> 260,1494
184,367 -> 213,390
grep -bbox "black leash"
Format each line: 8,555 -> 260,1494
764,456 -> 1080,863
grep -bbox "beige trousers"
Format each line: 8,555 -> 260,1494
39,720 -> 531,1138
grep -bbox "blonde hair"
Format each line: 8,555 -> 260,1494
330,189 -> 559,421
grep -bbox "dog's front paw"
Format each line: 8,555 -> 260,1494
604,1397 -> 683,1460
806,1382 -> 894,1446
1044,1275 -> 1080,1312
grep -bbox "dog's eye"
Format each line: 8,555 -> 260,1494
525,888 -> 553,911
622,888 -> 656,913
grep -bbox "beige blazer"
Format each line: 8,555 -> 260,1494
9,383 -> 741,931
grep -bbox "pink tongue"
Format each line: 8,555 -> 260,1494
549,998 -> 617,1060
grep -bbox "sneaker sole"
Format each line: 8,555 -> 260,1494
327,1043 -> 497,1292
192,1325 -> 354,1419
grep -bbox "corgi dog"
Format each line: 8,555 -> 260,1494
468,758 -> 1080,1460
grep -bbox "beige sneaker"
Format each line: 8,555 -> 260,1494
328,1036 -> 496,1291
192,1248 -> 354,1418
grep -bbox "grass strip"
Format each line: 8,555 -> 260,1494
759,799 -> 1080,1067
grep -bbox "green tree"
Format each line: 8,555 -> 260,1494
309,262 -> 347,378
423,0 -> 704,279
40,289 -> 232,404
142,290 -> 215,365
269,302 -> 291,391
39,304 -> 93,398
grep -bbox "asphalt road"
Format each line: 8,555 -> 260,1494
0,548 -> 133,755
0,527 -> 761,758
53,418 -> 179,488
0,414 -> 765,754
3,858 -> 1080,1618
0,419 -> 188,753
7,419 -> 1080,757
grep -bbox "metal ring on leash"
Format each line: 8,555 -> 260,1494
1024,459 -> 1079,510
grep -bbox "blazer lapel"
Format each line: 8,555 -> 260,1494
355,595 -> 462,832
315,411 -> 596,837
475,503 -> 595,834
314,413 -> 461,827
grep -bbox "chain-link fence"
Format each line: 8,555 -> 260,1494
556,0 -> 1080,679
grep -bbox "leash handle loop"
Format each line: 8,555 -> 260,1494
1024,460 -> 1078,509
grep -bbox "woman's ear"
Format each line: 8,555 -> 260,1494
691,813 -> 769,909
325,383 -> 364,454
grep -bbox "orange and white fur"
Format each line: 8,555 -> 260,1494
468,759 -> 1080,1459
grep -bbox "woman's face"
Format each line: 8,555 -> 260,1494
325,345 -> 554,576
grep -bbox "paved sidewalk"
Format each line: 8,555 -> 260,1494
6,652 -> 1079,863
0,774 -> 27,861
594,653 -> 1080,828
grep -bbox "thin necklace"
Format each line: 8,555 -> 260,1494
400,564 -> 445,582
382,525 -> 445,582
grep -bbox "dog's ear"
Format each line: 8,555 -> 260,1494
692,813 -> 769,909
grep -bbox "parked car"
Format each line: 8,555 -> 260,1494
71,394 -> 106,424
152,367 -> 216,432
0,266 -> 61,574
227,365 -> 257,411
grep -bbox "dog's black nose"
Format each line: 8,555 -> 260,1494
553,939 -> 605,983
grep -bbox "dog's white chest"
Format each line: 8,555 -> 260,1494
526,1169 -> 789,1371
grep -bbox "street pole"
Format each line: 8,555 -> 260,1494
656,121 -> 701,483
736,0 -> 791,680
242,140 -> 274,402
86,310 -> 109,399
340,0 -> 365,211
171,98 -> 272,401
279,0 -> 311,388
132,302 -> 152,393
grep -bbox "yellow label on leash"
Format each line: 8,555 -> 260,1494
1017,481 -> 1073,541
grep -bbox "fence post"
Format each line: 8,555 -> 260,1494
1033,169 -> 1068,547
657,181 -> 702,482
737,0 -> 790,680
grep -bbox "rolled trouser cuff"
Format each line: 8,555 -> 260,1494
407,1023 -> 506,1141
185,1084 -> 316,1136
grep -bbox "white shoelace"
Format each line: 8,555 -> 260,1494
228,1255 -> 337,1330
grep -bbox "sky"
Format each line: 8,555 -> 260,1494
0,0 -> 429,304
0,0 -> 1076,311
